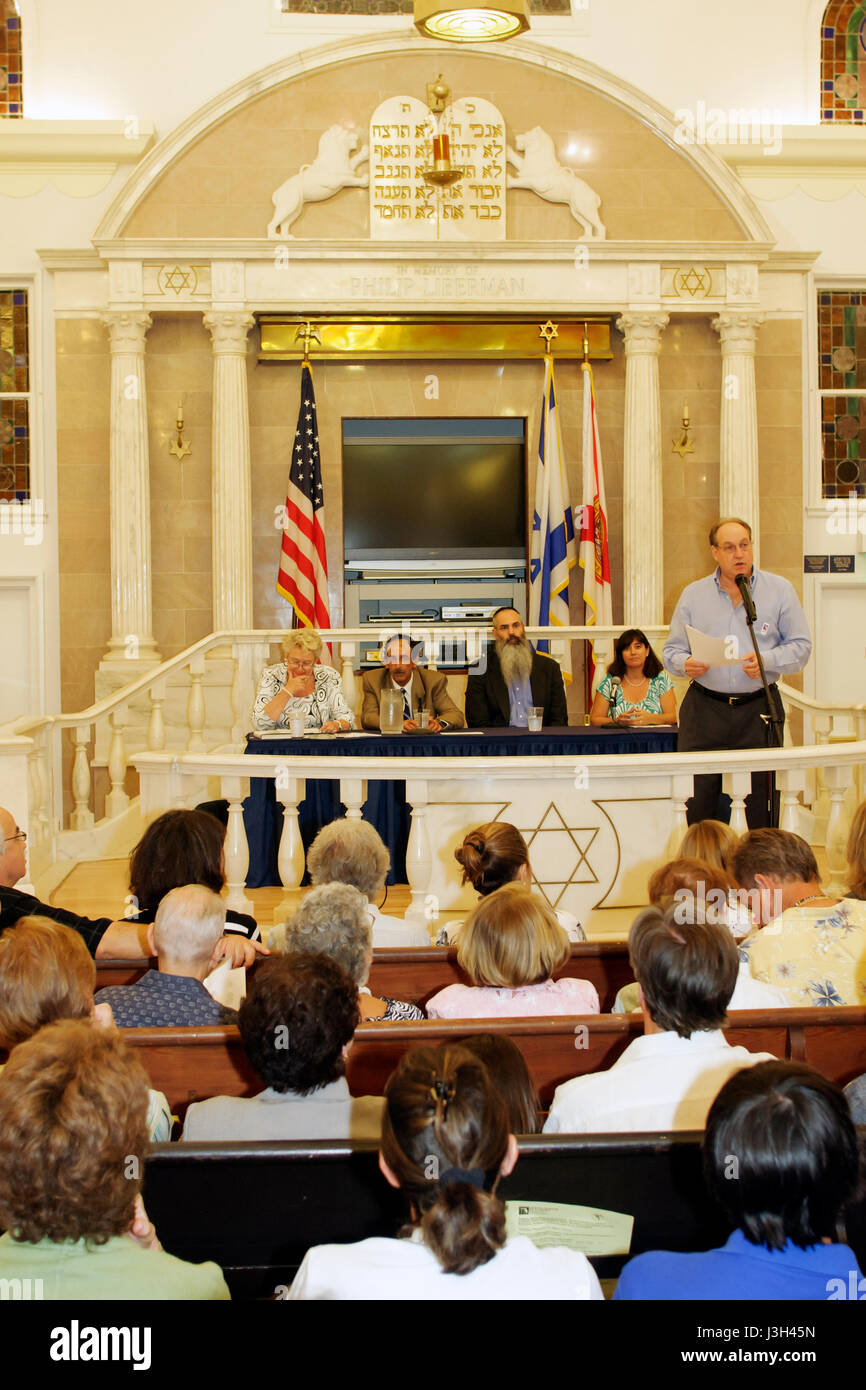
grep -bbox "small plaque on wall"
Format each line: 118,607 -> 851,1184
830,554 -> 855,573
803,555 -> 829,573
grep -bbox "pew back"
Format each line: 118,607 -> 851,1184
123,1006 -> 866,1116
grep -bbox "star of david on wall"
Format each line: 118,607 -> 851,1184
673,266 -> 710,298
518,803 -> 599,910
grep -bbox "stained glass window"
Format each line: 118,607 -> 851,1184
819,291 -> 866,497
821,1 -> 866,122
0,0 -> 21,118
0,288 -> 29,502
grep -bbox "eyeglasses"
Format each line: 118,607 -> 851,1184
715,542 -> 752,554
4,829 -> 26,844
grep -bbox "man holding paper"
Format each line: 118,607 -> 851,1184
663,518 -> 811,827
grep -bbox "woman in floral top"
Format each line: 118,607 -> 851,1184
252,628 -> 354,733
589,628 -> 677,727
732,828 -> 866,1006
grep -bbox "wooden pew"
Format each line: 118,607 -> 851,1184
141,1130 -> 866,1299
124,1006 -> 866,1116
94,940 -> 634,1011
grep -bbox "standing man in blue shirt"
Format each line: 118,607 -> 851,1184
663,518 -> 811,827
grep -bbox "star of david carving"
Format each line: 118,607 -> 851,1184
162,265 -> 195,295
519,803 -> 599,909
676,266 -> 709,297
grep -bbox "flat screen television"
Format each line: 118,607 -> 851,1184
342,417 -> 526,562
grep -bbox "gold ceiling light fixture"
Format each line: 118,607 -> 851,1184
421,76 -> 464,188
414,0 -> 529,42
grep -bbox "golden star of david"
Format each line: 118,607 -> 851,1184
538,320 -> 559,348
676,266 -> 709,297
161,265 -> 196,295
519,803 -> 599,909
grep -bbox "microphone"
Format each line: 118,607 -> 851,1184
735,573 -> 757,623
608,675 -> 622,709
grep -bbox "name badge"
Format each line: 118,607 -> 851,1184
760,622 -> 770,635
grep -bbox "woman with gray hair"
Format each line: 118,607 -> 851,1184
275,883 -> 424,1021
307,818 -> 429,947
252,628 -> 354,733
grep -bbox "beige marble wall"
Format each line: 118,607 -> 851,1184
56,318 -> 111,713
756,318 -> 803,597
122,49 -> 745,243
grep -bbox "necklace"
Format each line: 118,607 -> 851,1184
791,893 -> 827,909
623,674 -> 648,687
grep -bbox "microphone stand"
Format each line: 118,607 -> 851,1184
736,573 -> 784,827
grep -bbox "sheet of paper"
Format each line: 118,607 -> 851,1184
685,624 -> 742,667
203,958 -> 246,1010
504,1199 -> 633,1256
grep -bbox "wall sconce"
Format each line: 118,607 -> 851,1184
169,401 -> 191,460
672,402 -> 694,459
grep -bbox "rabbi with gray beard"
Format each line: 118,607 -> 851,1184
464,607 -> 568,729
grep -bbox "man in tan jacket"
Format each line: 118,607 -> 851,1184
361,634 -> 464,733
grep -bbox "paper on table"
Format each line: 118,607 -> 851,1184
504,1198 -> 633,1256
685,624 -> 743,667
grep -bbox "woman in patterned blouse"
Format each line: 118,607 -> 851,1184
252,628 -> 354,733
589,628 -> 677,727
273,883 -> 424,1022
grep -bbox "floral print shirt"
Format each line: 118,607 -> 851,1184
252,663 -> 355,732
739,897 -> 866,1007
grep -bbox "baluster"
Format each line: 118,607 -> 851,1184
148,680 -> 166,751
666,774 -> 692,857
404,777 -> 433,924
824,764 -> 852,895
27,748 -> 41,847
340,777 -> 364,820
70,725 -> 94,830
274,772 -> 306,922
221,775 -> 253,913
725,770 -> 750,836
186,658 -> 206,753
230,646 -> 244,747
35,738 -> 50,843
776,768 -> 805,835
811,714 -> 831,834
105,708 -> 129,818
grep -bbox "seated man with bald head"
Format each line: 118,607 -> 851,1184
94,884 -> 237,1027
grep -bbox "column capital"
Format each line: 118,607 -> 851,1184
204,310 -> 255,354
103,309 -> 152,353
615,311 -> 669,354
712,310 -> 764,355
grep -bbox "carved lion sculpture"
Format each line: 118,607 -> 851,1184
507,127 -> 605,240
267,124 -> 370,239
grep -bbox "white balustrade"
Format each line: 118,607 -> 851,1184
725,770 -> 751,836
70,725 -> 94,830
221,775 -> 253,914
105,708 -> 129,818
147,682 -> 166,752
186,659 -> 206,753
824,765 -> 852,894
404,777 -> 433,924
275,773 -> 306,904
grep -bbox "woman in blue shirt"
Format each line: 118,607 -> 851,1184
590,628 -> 677,728
615,1060 -> 862,1300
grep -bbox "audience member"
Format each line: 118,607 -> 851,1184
436,821 -> 584,944
0,1020 -> 229,1299
305,818 -> 428,947
127,807 -> 261,942
544,904 -> 775,1133
612,859 -> 785,1012
288,1043 -> 603,1299
427,884 -> 598,1019
273,883 -> 423,1020
0,804 -> 155,960
460,1033 -> 540,1133
733,828 -> 866,1006
845,798 -> 866,900
615,1061 -> 863,1300
95,885 -> 238,1027
678,819 -> 749,936
0,915 -> 170,1140
182,953 -> 384,1141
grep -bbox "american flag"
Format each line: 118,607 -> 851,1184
276,363 -> 331,634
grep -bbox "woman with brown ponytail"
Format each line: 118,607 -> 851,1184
288,1044 -> 602,1299
435,821 -> 585,945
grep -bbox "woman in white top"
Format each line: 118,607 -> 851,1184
288,1042 -> 602,1301
252,628 -> 354,733
436,821 -> 585,945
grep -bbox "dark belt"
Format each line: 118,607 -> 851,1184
693,682 -> 777,708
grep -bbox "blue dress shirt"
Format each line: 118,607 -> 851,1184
614,1228 -> 862,1300
663,567 -> 811,695
507,672 -> 534,727
95,970 -> 237,1028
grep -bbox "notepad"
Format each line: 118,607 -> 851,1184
505,1199 -> 633,1256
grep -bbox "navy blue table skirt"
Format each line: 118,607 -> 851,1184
243,726 -> 678,888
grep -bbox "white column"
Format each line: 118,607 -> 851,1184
712,311 -> 764,541
204,311 -> 255,632
615,311 -> 669,625
103,310 -> 159,662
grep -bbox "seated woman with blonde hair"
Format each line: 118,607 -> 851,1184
252,627 -> 354,733
436,821 -> 584,945
426,884 -> 598,1019
678,820 -> 750,937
